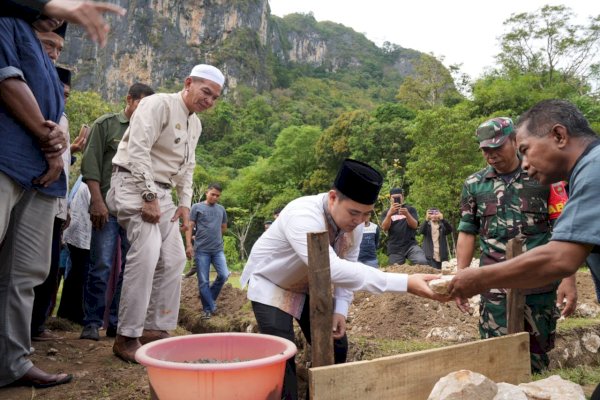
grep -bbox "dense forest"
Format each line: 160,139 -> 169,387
65,5 -> 600,268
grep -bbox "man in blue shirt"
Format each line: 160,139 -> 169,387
450,99 -> 599,309
0,15 -> 72,388
185,183 -> 230,320
449,98 -> 600,399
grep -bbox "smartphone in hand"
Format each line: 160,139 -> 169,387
79,124 -> 89,140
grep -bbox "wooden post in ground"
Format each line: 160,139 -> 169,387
506,237 -> 525,334
306,231 -> 334,368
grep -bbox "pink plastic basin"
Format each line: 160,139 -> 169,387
135,332 -> 297,400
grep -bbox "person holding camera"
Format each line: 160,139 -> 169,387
381,188 -> 428,265
418,208 -> 453,269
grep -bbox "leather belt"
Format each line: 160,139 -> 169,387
112,165 -> 172,190
155,181 -> 171,190
112,165 -> 130,174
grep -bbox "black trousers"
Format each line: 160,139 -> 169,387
31,218 -> 62,336
592,382 -> 600,400
56,244 -> 90,324
252,299 -> 348,400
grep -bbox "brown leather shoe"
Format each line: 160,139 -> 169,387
113,334 -> 141,363
32,329 -> 65,342
8,365 -> 72,388
139,329 -> 170,345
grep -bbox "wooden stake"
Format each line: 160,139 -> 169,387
307,231 -> 334,368
506,237 -> 525,334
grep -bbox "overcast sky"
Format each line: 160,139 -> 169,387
268,1 -> 600,80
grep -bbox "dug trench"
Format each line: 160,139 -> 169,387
1,265 -> 599,399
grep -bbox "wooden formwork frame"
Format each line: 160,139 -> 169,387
306,232 -> 531,400
309,332 -> 531,400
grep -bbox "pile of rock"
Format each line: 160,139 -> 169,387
428,370 -> 585,400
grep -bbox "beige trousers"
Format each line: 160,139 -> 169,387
0,172 -> 57,385
106,171 -> 186,338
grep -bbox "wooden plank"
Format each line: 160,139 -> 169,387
506,238 -> 525,334
309,332 -> 530,400
307,231 -> 334,368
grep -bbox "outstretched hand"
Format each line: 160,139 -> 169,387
407,274 -> 451,302
70,124 -> 89,154
43,0 -> 127,48
556,276 -> 578,318
447,268 -> 485,299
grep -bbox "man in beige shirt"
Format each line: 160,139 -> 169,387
106,64 -> 224,362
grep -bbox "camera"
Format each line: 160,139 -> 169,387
393,197 -> 402,204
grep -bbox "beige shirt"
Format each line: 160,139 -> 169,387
431,220 -> 441,262
112,92 -> 201,208
57,113 -> 70,220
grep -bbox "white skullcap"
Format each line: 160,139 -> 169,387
189,64 -> 225,87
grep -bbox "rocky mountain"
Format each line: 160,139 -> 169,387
61,0 -> 425,101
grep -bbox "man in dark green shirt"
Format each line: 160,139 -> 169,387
79,83 -> 154,341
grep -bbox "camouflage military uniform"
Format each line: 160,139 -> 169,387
458,164 -> 560,373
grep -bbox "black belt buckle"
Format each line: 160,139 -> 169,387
155,181 -> 171,190
113,165 -> 130,174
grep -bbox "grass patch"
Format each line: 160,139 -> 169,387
351,336 -> 444,359
557,318 -> 600,333
534,364 -> 600,386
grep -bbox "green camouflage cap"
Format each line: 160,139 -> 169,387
476,117 -> 514,149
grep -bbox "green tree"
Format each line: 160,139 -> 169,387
471,73 -> 578,117
497,5 -> 600,91
66,90 -> 116,142
404,104 -> 484,226
226,206 -> 259,261
268,125 -> 321,189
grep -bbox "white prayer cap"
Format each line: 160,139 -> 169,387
189,64 -> 225,87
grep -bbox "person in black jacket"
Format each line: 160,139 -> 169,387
418,208 -> 453,269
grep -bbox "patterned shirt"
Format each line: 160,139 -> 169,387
458,164 -> 551,267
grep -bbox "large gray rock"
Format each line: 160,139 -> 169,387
582,332 -> 600,353
493,382 -> 528,400
518,375 -> 585,400
428,370 -> 497,400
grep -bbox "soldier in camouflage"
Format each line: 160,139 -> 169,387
455,117 -> 577,373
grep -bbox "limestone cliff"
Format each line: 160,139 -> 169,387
61,0 -> 422,101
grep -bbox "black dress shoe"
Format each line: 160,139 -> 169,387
106,325 -> 117,337
32,329 -> 64,341
80,325 -> 100,341
9,366 -> 72,389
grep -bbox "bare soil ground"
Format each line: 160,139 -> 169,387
1,267 -> 599,399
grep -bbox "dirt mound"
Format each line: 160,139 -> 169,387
178,276 -> 256,334
3,268 -> 597,400
347,264 -> 479,342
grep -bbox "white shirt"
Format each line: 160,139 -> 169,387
240,193 -> 408,319
62,182 -> 92,249
56,113 -> 70,220
112,92 -> 201,209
